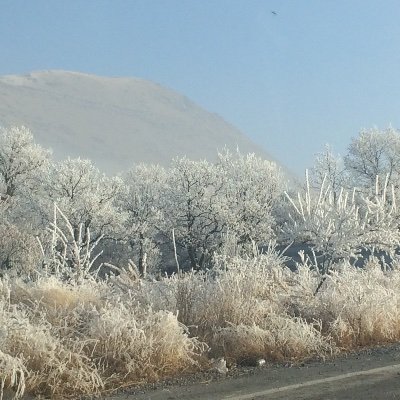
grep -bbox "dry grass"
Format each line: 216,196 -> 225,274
294,257 -> 400,349
85,304 -> 207,389
0,276 -> 205,399
2,248 -> 400,398
0,350 -> 26,400
212,315 -> 334,365
135,250 -> 400,365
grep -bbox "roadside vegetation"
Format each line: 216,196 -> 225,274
2,125 -> 400,398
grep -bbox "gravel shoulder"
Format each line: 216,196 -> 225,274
105,343 -> 400,400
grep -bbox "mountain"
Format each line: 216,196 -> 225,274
0,70 -> 278,174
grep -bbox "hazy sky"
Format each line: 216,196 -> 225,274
1,0 -> 400,174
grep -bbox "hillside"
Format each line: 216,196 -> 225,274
0,70 -> 277,173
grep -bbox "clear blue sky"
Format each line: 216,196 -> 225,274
1,0 -> 400,174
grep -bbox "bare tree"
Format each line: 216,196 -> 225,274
345,127 -> 400,191
0,126 -> 50,200
41,157 -> 125,245
119,163 -> 166,275
310,144 -> 347,202
217,150 -> 286,250
163,157 -> 225,270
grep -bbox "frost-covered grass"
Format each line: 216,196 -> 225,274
293,257 -> 400,348
136,249 -> 400,365
2,250 -> 400,398
0,276 -> 206,399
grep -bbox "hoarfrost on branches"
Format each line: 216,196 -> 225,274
41,157 -> 125,244
345,126 -> 400,191
0,126 -> 50,201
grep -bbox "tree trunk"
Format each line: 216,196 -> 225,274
187,244 -> 198,270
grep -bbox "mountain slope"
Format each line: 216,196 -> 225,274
0,70 -> 276,173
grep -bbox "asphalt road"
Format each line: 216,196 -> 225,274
224,364 -> 400,399
111,344 -> 400,400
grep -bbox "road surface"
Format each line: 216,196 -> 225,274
110,344 -> 400,400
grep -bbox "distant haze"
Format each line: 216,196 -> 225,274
0,70 -> 279,174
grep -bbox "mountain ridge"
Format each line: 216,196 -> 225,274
0,70 -> 279,174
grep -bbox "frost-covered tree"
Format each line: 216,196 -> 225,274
361,177 -> 400,255
160,152 -> 287,270
217,150 -> 286,249
345,127 -> 400,190
163,157 -> 225,270
41,158 -> 125,245
0,126 -> 50,271
284,172 -> 363,271
284,171 -> 400,273
119,164 -> 167,275
311,145 -> 347,201
0,126 -> 50,200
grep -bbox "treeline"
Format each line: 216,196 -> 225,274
0,126 -> 287,276
1,125 -> 400,278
